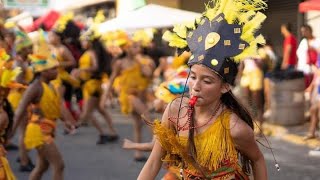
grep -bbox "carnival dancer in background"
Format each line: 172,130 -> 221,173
238,54 -> 264,135
72,29 -> 118,144
139,0 -> 269,179
123,66 -> 189,179
49,15 -> 80,127
0,48 -> 19,180
7,30 -> 35,172
11,33 -> 75,180
100,34 -> 155,161
123,66 -> 189,150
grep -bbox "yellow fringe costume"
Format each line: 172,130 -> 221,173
8,67 -> 33,110
0,48 -> 19,180
0,145 -> 16,180
24,82 -> 61,150
114,63 -> 149,114
0,115 -> 16,180
51,53 -> 80,89
78,51 -> 104,100
153,110 -> 248,180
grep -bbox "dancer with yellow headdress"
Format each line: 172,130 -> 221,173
49,14 -> 80,123
139,0 -> 271,179
11,32 -> 75,180
0,48 -> 20,180
7,30 -> 35,172
72,28 -> 118,144
100,31 -> 155,160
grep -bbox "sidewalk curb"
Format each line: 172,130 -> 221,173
261,123 -> 320,149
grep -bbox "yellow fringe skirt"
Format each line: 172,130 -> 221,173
0,146 -> 16,180
24,115 -> 56,150
82,79 -> 102,100
7,89 -> 24,111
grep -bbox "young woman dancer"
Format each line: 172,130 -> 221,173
11,37 -> 74,180
7,30 -> 35,172
100,37 -> 155,160
73,30 -> 118,144
0,48 -> 18,180
139,0 -> 269,179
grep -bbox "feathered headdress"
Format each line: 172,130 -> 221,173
0,49 -> 24,89
15,30 -> 33,53
29,30 -> 59,72
132,29 -> 154,47
155,67 -> 190,103
80,27 -> 100,42
52,12 -> 74,34
102,30 -> 130,47
163,0 -> 267,84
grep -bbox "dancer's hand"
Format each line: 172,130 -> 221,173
71,69 -> 80,79
122,138 -> 135,150
64,122 -> 77,135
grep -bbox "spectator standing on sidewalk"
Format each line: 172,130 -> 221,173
281,23 -> 297,71
297,25 -> 320,88
304,53 -> 320,140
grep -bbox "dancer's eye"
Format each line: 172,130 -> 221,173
203,78 -> 212,84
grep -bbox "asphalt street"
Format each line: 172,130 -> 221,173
7,107 -> 320,180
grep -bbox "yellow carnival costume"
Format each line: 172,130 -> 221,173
0,144 -> 16,180
51,14 -> 80,89
78,28 -> 112,100
24,31 -> 61,150
78,51 -> 103,100
7,67 -> 33,110
115,63 -> 149,114
8,30 -> 34,110
51,53 -> 80,89
154,111 -> 248,180
24,82 -> 61,149
161,0 -> 268,179
0,49 -> 20,180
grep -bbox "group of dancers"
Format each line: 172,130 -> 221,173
0,0 -> 275,179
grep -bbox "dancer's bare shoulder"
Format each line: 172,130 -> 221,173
161,97 -> 189,128
229,113 -> 255,149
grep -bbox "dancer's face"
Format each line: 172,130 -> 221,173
188,64 -> 226,106
48,31 -> 60,45
80,39 -> 90,50
128,42 -> 142,55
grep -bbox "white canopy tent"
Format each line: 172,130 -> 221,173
99,4 -> 201,33
5,11 -> 33,28
52,0 -> 114,12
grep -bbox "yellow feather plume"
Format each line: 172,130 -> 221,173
238,10 -> 255,24
234,34 -> 265,62
241,12 -> 266,42
53,12 -> 74,33
173,24 -> 188,39
163,0 -> 267,63
162,31 -> 188,48
0,67 -> 21,87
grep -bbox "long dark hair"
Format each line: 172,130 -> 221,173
185,90 -> 253,176
2,98 -> 14,142
181,63 -> 254,176
91,39 -> 113,76
221,91 -> 253,174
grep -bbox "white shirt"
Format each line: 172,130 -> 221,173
297,38 -> 320,74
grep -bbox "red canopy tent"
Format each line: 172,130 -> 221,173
25,10 -> 61,32
299,0 -> 320,13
